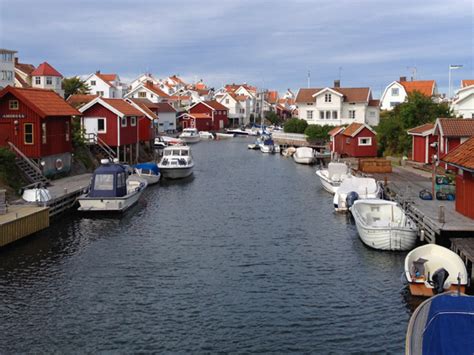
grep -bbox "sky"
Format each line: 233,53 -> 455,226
0,0 -> 473,97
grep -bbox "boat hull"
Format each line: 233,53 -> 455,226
160,167 -> 193,179
315,170 -> 340,194
78,189 -> 143,212
179,136 -> 201,144
355,224 -> 417,251
293,156 -> 314,164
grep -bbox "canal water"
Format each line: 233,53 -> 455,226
0,138 -> 411,353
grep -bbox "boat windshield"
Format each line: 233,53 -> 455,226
94,174 -> 114,190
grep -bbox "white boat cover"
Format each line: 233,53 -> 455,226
327,162 -> 349,180
295,147 -> 314,158
337,177 -> 378,195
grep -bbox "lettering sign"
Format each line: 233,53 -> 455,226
1,114 -> 25,119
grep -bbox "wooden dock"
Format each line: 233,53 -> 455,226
451,238 -> 474,281
0,205 -> 49,247
46,174 -> 91,217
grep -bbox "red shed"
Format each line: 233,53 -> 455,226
442,137 -> 474,219
126,99 -> 157,143
178,113 -> 213,131
79,97 -> 143,162
0,86 -> 79,176
434,118 -> 474,169
328,126 -> 344,154
188,100 -> 228,131
407,123 -> 436,164
331,122 -> 377,158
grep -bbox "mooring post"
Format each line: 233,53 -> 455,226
438,205 -> 445,223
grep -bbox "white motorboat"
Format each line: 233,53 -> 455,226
293,147 -> 315,164
78,159 -> 147,212
132,162 -> 161,185
179,128 -> 201,143
333,177 -> 381,212
226,128 -> 248,136
158,145 -> 194,179
157,136 -> 183,146
199,131 -> 214,140
350,199 -> 418,251
316,162 -> 352,194
404,244 -> 468,297
215,132 -> 235,139
260,136 -> 275,153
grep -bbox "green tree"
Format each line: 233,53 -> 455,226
62,76 -> 90,98
304,124 -> 337,142
265,111 -> 281,126
284,118 -> 307,133
71,117 -> 86,148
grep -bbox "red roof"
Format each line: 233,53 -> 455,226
342,123 -> 364,137
31,62 -> 62,77
155,102 -> 176,113
96,73 -> 117,87
101,98 -> 143,116
442,137 -> 474,171
328,126 -> 344,136
0,86 -> 79,117
129,100 -> 158,120
436,118 -> 474,138
399,80 -> 435,96
203,100 -> 228,111
461,80 -> 474,88
67,94 -> 98,108
15,61 -> 35,75
130,98 -> 159,109
407,123 -> 435,135
368,99 -> 380,107
267,90 -> 279,103
180,113 -> 211,119
296,87 -> 370,103
144,83 -> 170,98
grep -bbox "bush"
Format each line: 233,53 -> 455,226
304,124 -> 336,142
284,118 -> 307,133
0,147 -> 23,191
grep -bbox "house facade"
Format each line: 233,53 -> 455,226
14,57 -> 35,88
31,62 -> 64,97
296,83 -> 380,126
330,123 -> 377,158
125,82 -> 170,104
407,123 -> 436,164
84,71 -> 126,98
0,49 -> 17,89
216,92 -> 251,126
126,99 -> 157,144
380,77 -> 437,111
187,100 -> 229,131
0,86 -> 79,176
451,80 -> 474,119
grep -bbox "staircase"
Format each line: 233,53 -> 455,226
8,142 -> 50,186
85,133 -> 116,162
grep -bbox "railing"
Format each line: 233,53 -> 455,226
8,142 -> 44,176
84,133 -> 116,160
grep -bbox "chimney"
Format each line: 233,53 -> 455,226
399,76 -> 406,82
14,57 -> 18,65
334,80 -> 341,88
96,70 -> 101,74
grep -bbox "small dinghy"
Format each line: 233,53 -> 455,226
404,244 -> 468,297
406,292 -> 474,354
293,147 -> 315,164
350,199 -> 417,251
282,146 -> 296,157
78,159 -> 147,212
179,128 -> 201,144
215,132 -> 234,139
133,162 -> 161,185
333,177 -> 381,212
315,162 -> 352,194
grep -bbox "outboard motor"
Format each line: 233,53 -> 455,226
346,191 -> 359,209
431,268 -> 449,294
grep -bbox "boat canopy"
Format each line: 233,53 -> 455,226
338,177 -> 378,195
89,163 -> 127,198
135,163 -> 160,175
328,162 -> 349,179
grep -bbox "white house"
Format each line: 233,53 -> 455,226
124,81 -> 170,104
14,57 -> 35,88
295,83 -> 380,126
129,73 -> 159,91
31,62 -> 64,97
0,49 -> 17,89
155,102 -> 177,133
84,71 -> 127,98
452,80 -> 474,119
216,92 -> 251,126
380,77 -> 437,110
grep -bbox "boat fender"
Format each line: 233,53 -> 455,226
55,158 -> 64,171
431,268 -> 449,294
346,191 -> 359,209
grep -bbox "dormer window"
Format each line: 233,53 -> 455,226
91,80 -> 96,86
35,77 -> 41,85
325,93 -> 332,102
391,88 -> 399,96
46,77 -> 52,85
9,100 -> 19,110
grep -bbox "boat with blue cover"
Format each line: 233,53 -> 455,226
133,162 -> 161,185
406,292 -> 474,354
78,159 -> 147,212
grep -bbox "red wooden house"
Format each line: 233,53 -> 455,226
0,86 -> 80,176
407,123 -> 436,164
330,122 -> 377,158
126,99 -> 157,144
79,97 -> 144,162
442,137 -> 474,219
328,126 -> 344,154
186,100 -> 229,131
434,118 -> 474,169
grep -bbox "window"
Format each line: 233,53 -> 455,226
349,110 -> 356,119
306,110 -> 313,120
97,118 -> 106,132
1,70 -> 13,80
35,77 -> 41,85
24,123 -> 34,144
319,111 -> 324,119
56,77 -> 60,85
390,102 -> 399,107
332,111 -> 338,119
117,172 -> 126,188
121,117 -> 127,127
325,93 -> 332,102
96,91 -> 104,97
325,111 -> 331,119
226,99 -> 229,104
369,111 -> 375,117
9,100 -> 19,110
307,102 -> 313,105
91,80 -> 96,86
41,122 -> 47,144
169,122 -> 174,126
65,121 -> 70,141
391,88 -> 399,96
130,116 -> 137,126
138,92 -> 147,98
358,137 -> 372,146
94,174 -> 114,190
46,77 -> 52,85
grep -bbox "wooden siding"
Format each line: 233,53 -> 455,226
456,171 -> 474,219
0,206 -> 49,247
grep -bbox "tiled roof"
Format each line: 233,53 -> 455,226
225,84 -> 257,93
96,73 -> 117,87
267,90 -> 279,103
144,83 -> 170,98
204,100 -> 228,111
101,98 -> 143,116
437,118 -> 474,138
0,86 -> 79,117
461,80 -> 474,88
295,87 -> 370,103
368,99 -> 380,107
169,75 -> 185,85
14,73 -> 30,88
130,100 -> 158,119
407,123 -> 435,135
67,94 -> 98,108
399,80 -> 435,96
130,98 -> 159,109
15,61 -> 35,75
342,123 -> 364,137
31,62 -> 62,77
442,137 -> 474,171
155,103 -> 176,113
328,126 -> 344,136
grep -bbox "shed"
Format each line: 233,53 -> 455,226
331,122 -> 377,158
407,123 -> 436,164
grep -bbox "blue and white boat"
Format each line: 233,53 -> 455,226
260,136 -> 275,153
133,162 -> 161,185
78,159 -> 147,212
406,292 -> 474,354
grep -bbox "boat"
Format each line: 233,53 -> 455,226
226,128 -> 248,136
406,292 -> 474,354
178,128 -> 201,143
158,145 -> 194,179
282,146 -> 296,157
404,244 -> 468,297
215,132 -> 235,139
199,131 -> 214,140
260,136 -> 275,153
22,187 -> 52,203
273,144 -> 281,154
78,159 -> 147,212
333,177 -> 381,212
293,147 -> 315,164
315,162 -> 352,194
245,128 -> 259,136
157,136 -> 183,146
132,162 -> 161,185
350,199 -> 418,251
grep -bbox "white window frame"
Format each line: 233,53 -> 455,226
325,93 -> 332,102
349,110 -> 356,119
121,117 -> 127,127
97,118 -> 106,133
138,91 -> 147,98
46,77 -> 52,85
332,111 -> 338,119
91,80 -> 96,86
358,137 -> 372,146
306,110 -> 313,120
35,76 -> 41,85
130,116 -> 137,126
391,88 -> 399,96
9,100 -> 19,110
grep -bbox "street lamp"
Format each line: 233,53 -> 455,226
448,64 -> 463,99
